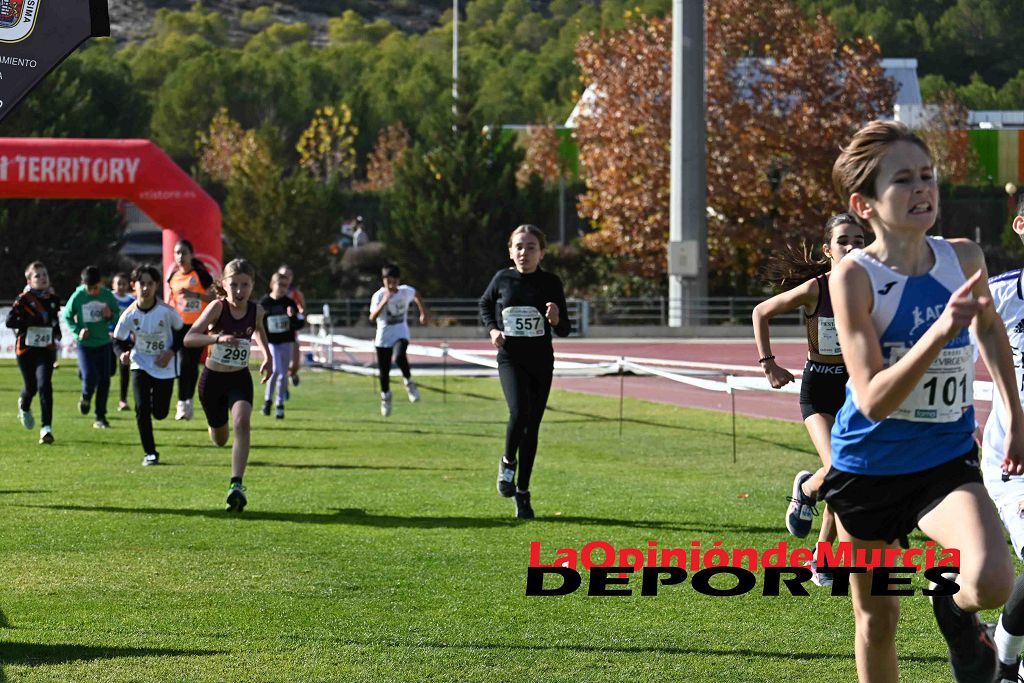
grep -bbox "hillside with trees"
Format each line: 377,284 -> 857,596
1,0 -> 1017,298
798,0 -> 1024,109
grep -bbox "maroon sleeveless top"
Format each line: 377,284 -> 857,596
804,273 -> 843,364
210,300 -> 258,339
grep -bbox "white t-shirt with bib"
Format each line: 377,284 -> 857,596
982,269 -> 1024,479
371,285 -> 417,348
113,301 -> 184,380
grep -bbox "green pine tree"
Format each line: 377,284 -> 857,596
381,101 -> 528,296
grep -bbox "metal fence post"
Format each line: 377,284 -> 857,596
442,341 -> 448,402
323,304 -> 333,369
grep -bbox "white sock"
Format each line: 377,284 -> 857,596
995,617 -> 1024,665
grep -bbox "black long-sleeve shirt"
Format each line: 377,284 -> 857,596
479,267 -> 571,363
6,289 -> 61,355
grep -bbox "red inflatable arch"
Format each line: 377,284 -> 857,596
0,138 -> 222,282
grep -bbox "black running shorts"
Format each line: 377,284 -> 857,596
799,360 -> 848,420
198,367 -> 254,428
820,446 -> 982,545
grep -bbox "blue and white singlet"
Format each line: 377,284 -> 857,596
831,236 -> 976,475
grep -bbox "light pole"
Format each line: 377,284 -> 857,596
452,0 -> 459,113
668,0 -> 707,326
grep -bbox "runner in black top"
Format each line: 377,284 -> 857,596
259,272 -> 304,419
479,224 -> 571,519
6,261 -> 61,444
752,212 -> 865,587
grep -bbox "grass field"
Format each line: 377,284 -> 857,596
0,360 -> 1005,681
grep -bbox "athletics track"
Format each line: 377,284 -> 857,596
311,336 -> 994,427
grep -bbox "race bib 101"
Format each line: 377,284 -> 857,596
210,339 -> 251,368
26,326 -> 52,348
889,345 -> 974,423
501,306 -> 545,337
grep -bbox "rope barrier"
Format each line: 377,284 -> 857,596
299,331 -> 996,463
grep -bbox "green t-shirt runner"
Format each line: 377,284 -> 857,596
63,283 -> 119,347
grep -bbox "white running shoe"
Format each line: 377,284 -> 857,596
809,560 -> 834,587
183,399 -> 194,421
405,380 -> 420,403
380,392 -> 392,417
175,400 -> 187,420
497,459 -> 516,497
17,402 -> 34,429
39,425 -> 54,445
142,453 -> 159,466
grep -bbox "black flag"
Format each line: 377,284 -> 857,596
0,0 -> 109,123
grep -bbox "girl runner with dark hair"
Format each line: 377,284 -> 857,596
168,239 -> 215,421
185,259 -> 271,511
113,265 -> 184,466
479,224 -> 571,519
752,212 -> 865,585
369,264 -> 428,417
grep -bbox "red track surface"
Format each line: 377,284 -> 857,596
407,338 -> 994,427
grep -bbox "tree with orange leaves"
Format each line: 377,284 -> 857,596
355,122 -> 411,193
517,126 -> 563,189
574,1 -> 893,293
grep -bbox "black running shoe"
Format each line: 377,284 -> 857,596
79,395 -> 91,415
785,470 -> 817,538
261,400 -> 271,417
930,590 -> 997,683
226,482 -> 247,512
514,491 -> 534,519
497,458 -> 516,497
994,658 -> 1024,683
275,405 -> 284,420
291,374 -> 300,386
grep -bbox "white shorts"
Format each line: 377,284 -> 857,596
983,445 -> 1024,560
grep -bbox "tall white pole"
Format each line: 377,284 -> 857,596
452,0 -> 459,109
668,0 -> 707,326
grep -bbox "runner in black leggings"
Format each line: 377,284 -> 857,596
479,224 -> 571,519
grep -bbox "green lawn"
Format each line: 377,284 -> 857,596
0,361 -> 999,681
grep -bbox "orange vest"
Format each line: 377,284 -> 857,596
169,269 -> 209,324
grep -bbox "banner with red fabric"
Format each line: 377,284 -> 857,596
0,137 -> 222,277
